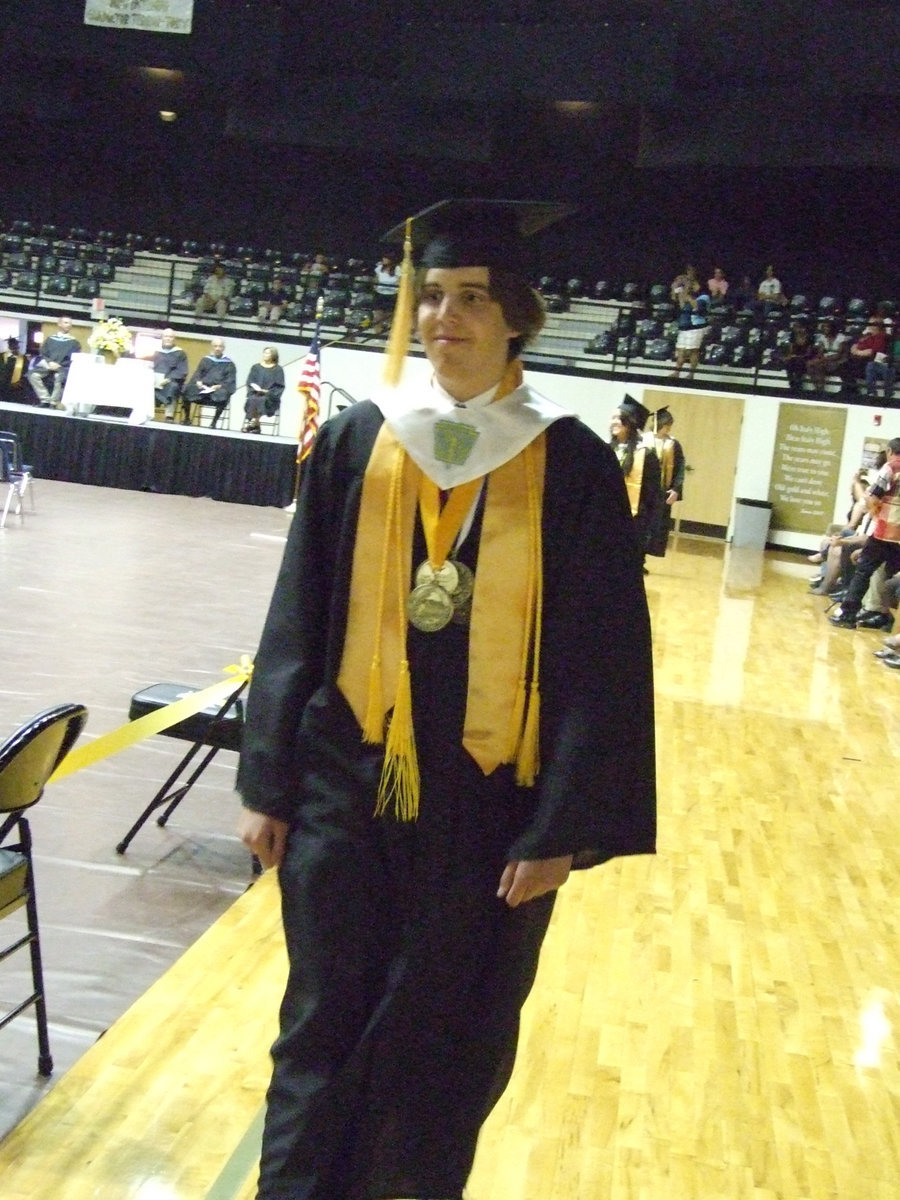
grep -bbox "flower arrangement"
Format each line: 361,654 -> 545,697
88,317 -> 133,357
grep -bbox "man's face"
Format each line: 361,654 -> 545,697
416,266 -> 519,401
211,339 -> 225,358
59,317 -> 72,334
161,330 -> 175,349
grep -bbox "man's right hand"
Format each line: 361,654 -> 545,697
238,808 -> 290,869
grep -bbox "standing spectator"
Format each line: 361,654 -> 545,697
669,281 -> 709,379
670,263 -> 699,302
645,407 -> 686,559
783,322 -> 817,392
830,437 -> 900,627
730,274 -> 757,313
27,316 -> 81,408
0,336 -> 28,404
195,263 -> 235,318
237,200 -> 656,1200
152,328 -> 188,421
807,319 -> 849,393
757,265 -> 788,314
258,277 -> 291,325
242,346 -> 285,433
183,336 -> 236,427
707,267 -> 729,300
372,253 -> 401,333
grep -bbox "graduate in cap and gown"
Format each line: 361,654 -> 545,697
609,393 -> 662,567
237,199 -> 657,1200
645,406 -> 686,558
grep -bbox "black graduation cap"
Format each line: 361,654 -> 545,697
382,199 -> 577,276
620,394 -> 651,430
653,406 -> 674,428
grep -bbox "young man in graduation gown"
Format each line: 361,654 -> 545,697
0,337 -> 28,404
27,315 -> 81,407
646,406 -> 686,559
152,328 -> 189,421
609,393 -> 662,568
182,337 -> 236,426
237,200 -> 657,1200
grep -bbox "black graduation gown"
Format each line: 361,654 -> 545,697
237,400 -> 656,1200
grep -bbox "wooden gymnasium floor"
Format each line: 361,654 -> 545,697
1,482 -> 899,1200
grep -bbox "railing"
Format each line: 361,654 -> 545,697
0,234 -> 877,401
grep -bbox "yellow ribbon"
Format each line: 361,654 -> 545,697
418,475 -> 483,567
48,658 -> 254,784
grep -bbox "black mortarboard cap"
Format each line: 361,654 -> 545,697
653,407 -> 674,427
382,198 -> 577,277
620,394 -> 651,430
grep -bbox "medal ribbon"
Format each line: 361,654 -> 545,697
417,475 -> 484,568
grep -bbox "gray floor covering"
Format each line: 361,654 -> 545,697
0,478 -> 292,1138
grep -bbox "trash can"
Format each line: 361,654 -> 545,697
732,498 -> 773,549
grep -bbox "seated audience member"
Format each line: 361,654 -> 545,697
0,336 -> 29,403
257,278 -> 291,325
243,346 -> 285,433
846,317 -> 888,398
152,328 -> 188,421
809,464 -> 877,596
757,265 -> 788,314
807,320 -> 849,393
669,281 -> 709,379
195,263 -> 235,318
830,438 -> 900,628
27,316 -> 81,407
730,274 -> 757,312
707,267 -> 729,300
784,322 -> 816,392
183,337 -> 236,427
372,253 -> 401,333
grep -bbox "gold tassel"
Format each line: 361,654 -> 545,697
374,659 -> 421,820
362,654 -> 384,744
506,676 -> 528,761
515,680 -> 541,787
382,218 -> 415,387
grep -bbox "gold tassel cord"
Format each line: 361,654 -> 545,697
382,217 -> 415,387
514,442 -> 544,787
505,445 -> 538,763
374,437 -> 422,819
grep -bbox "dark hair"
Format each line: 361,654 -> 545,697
615,409 -> 642,477
263,345 -> 279,364
415,266 -> 546,362
889,438 -> 900,456
487,269 -> 546,360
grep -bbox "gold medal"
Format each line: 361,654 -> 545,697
407,582 -> 454,632
450,560 -> 474,607
415,559 -> 459,593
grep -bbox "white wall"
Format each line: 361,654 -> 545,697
45,317 -> 900,550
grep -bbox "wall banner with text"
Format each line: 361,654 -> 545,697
85,0 -> 193,34
769,404 -> 847,534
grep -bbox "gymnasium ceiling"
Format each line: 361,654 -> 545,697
1,1 -> 899,168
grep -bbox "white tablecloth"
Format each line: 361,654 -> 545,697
62,354 -> 155,426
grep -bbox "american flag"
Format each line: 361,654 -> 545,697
297,325 -> 321,463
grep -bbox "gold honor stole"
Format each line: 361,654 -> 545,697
656,437 -> 675,490
624,444 -> 647,516
337,424 -> 547,819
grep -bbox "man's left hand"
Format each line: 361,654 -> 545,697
497,855 -> 573,907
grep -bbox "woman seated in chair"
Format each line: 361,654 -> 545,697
243,346 -> 285,434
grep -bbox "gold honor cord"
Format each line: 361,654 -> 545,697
417,475 -> 484,567
48,659 -> 254,785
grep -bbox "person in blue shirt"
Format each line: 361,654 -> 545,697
670,282 -> 709,379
